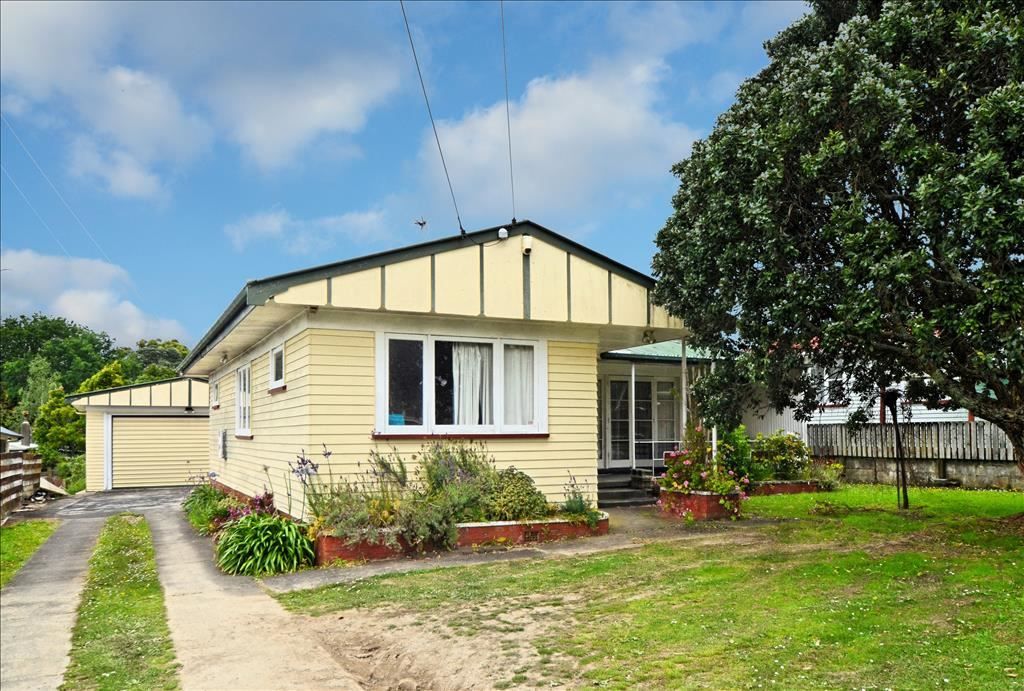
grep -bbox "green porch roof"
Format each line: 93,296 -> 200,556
601,340 -> 714,363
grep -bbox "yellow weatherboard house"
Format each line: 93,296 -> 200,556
180,220 -> 692,508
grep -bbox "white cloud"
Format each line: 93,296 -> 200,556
0,2 -> 400,188
0,249 -> 187,344
690,70 -> 744,105
415,58 -> 697,227
225,207 -> 387,254
69,138 -> 165,200
207,59 -> 399,171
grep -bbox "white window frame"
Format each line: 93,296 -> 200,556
268,343 -> 285,390
211,380 -> 220,407
375,332 -> 547,435
235,364 -> 251,435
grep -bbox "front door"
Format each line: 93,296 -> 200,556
602,377 -> 680,469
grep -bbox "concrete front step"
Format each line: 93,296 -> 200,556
596,475 -> 632,489
598,496 -> 657,508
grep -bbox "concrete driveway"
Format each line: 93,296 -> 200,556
2,487 -> 362,691
28,486 -> 190,518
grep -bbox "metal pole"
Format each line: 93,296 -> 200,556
680,333 -> 688,439
629,362 -> 636,470
710,359 -> 718,462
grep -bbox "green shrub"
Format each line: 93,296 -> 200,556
803,460 -> 845,490
484,467 -> 549,521
56,454 -> 86,494
417,441 -> 496,496
182,484 -> 234,535
716,425 -> 763,480
216,513 -> 314,577
753,431 -> 811,480
560,473 -> 602,528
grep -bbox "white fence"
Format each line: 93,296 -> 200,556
808,421 -> 1016,462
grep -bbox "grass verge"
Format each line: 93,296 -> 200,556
0,519 -> 58,588
62,513 -> 178,690
279,486 -> 1024,689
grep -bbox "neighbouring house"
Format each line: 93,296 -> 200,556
0,426 -> 21,453
178,221 -> 799,511
68,378 -> 209,491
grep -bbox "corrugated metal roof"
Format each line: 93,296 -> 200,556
602,340 -> 714,363
0,426 -> 22,439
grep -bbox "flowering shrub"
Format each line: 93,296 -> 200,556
752,431 -> 811,480
659,423 -> 750,518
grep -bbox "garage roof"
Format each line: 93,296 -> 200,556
68,377 -> 208,410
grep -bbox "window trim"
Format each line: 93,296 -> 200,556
375,332 -> 547,436
268,343 -> 286,391
235,364 -> 251,437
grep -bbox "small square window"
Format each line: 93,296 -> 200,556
269,345 -> 285,389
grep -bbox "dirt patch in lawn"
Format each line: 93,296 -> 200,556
305,595 -> 583,690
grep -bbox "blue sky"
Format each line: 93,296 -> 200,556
0,1 -> 807,346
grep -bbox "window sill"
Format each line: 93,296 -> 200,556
235,433 -> 253,440
268,384 -> 287,395
371,432 -> 549,441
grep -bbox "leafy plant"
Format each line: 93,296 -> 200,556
803,460 -> 845,491
660,422 -> 751,517
560,473 -> 602,529
716,425 -> 762,481
484,467 -> 549,522
216,513 -> 314,577
753,431 -> 812,481
182,483 -> 236,535
56,454 -> 86,494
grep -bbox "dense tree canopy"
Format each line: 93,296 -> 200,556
653,0 -> 1024,466
1,316 -> 191,430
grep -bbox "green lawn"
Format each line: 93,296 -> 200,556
0,519 -> 58,588
279,486 -> 1024,689
62,514 -> 178,690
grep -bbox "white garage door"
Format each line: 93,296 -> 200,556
111,415 -> 208,488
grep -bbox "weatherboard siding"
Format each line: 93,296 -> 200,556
305,328 -> 598,503
208,331 -> 313,505
85,410 -> 105,492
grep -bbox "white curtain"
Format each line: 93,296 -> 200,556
504,345 -> 534,425
453,343 -> 492,424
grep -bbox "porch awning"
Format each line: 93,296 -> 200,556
601,340 -> 713,364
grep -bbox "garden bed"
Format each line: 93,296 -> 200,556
315,513 -> 610,565
751,480 -> 823,496
659,490 -> 740,520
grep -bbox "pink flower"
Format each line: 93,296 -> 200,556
683,480 -> 689,488
683,460 -> 692,466
700,471 -> 708,479
728,470 -> 735,476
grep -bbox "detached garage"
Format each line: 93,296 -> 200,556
69,377 -> 209,491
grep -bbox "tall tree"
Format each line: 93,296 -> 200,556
653,0 -> 1024,468
117,338 -> 189,382
21,356 -> 60,419
0,314 -> 115,401
75,361 -> 127,394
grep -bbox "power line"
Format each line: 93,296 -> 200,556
1,163 -> 72,257
500,0 -> 516,223
399,0 -> 465,234
1,113 -> 112,262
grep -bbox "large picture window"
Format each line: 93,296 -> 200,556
378,334 -> 545,435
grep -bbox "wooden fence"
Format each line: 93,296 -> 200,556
0,452 -> 41,521
808,421 -> 1016,462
